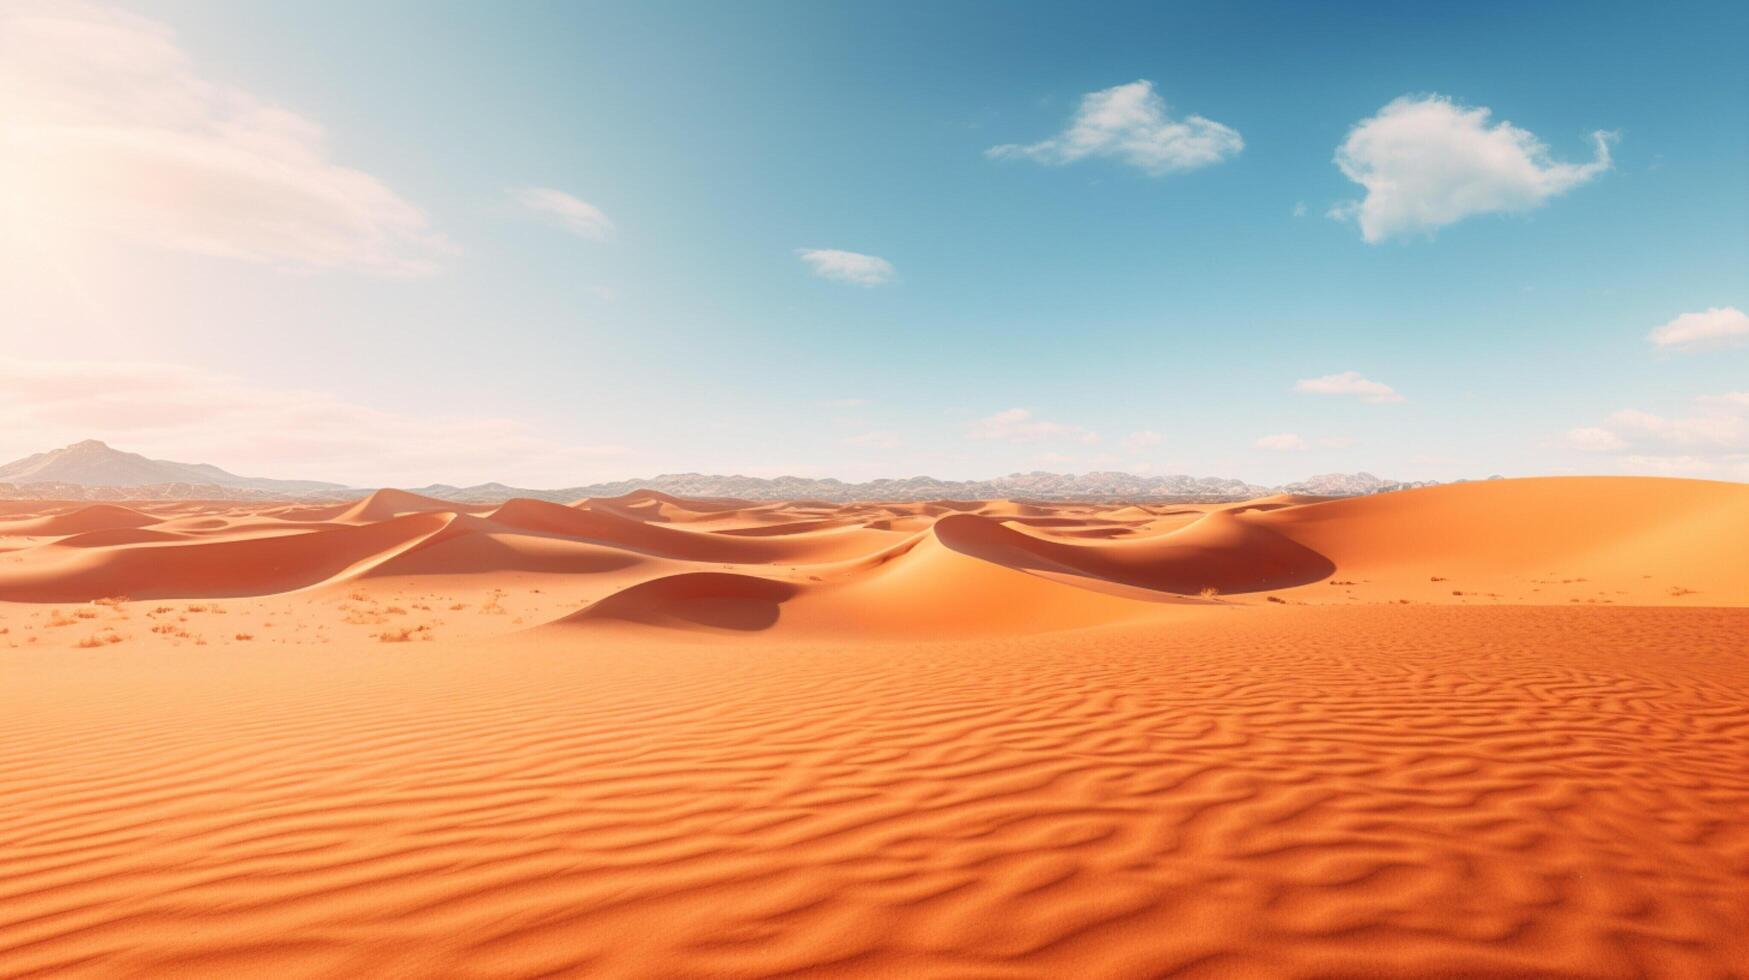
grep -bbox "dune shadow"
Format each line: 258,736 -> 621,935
563,572 -> 800,632
934,512 -> 1336,596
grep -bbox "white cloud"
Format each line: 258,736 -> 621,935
1121,430 -> 1162,452
1256,433 -> 1306,451
967,408 -> 1098,444
1563,426 -> 1628,452
1612,455 -> 1749,480
1292,201 -> 1308,218
513,187 -> 615,241
986,80 -> 1242,176
1647,307 -> 1749,352
1294,371 -> 1404,403
796,248 -> 895,286
1317,436 -> 1357,449
1562,392 -> 1749,477
843,431 -> 901,450
0,2 -> 451,274
1331,94 -> 1613,242
1605,407 -> 1745,450
0,359 -> 627,487
1699,392 -> 1749,411
823,397 -> 871,409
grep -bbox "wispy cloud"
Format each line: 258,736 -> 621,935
1256,433 -> 1307,451
1121,430 -> 1162,452
1563,426 -> 1628,452
0,2 -> 452,274
1562,391 -> 1749,478
967,408 -> 1098,444
0,359 -> 626,487
1647,307 -> 1749,352
987,80 -> 1242,176
1330,95 -> 1613,242
843,431 -> 901,450
796,248 -> 895,286
1294,371 -> 1404,403
513,187 -> 616,241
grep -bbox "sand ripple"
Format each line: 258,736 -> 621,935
2,606 -> 1746,977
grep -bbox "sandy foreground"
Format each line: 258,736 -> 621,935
2,477 -> 1746,978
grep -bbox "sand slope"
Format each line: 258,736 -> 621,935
3,476 -> 1741,618
2,477 -> 1747,977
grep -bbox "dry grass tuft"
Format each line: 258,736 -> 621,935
375,625 -> 433,643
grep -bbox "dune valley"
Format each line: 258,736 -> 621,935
0,477 -> 1746,977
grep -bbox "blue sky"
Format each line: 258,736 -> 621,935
2,0 -> 1745,487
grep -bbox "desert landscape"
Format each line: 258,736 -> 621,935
5,3 -> 1746,975
3,476 -> 1746,977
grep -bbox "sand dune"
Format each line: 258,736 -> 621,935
4,476 -> 1739,613
0,503 -> 162,537
2,477 -> 1746,976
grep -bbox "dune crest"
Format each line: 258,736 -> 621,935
0,476 -> 1743,617
3,476 -> 1747,976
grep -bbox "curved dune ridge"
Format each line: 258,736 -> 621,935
1,476 -> 1747,977
0,503 -> 162,537
565,571 -> 800,631
0,476 -> 1739,618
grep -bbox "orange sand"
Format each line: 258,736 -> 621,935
2,477 -> 1746,977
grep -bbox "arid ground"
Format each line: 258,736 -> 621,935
2,477 -> 1746,978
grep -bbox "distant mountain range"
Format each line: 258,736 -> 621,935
0,440 -> 347,493
0,440 -> 1445,503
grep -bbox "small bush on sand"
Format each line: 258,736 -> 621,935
1199,586 -> 1219,599
376,625 -> 432,643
